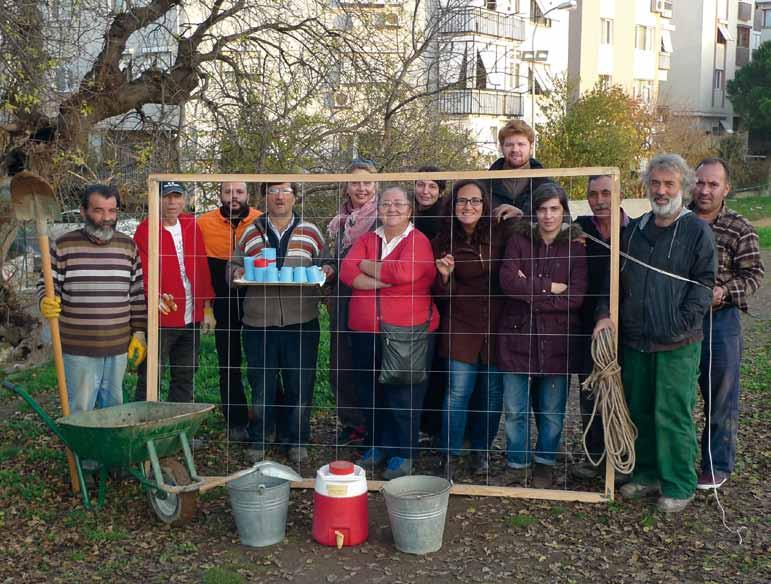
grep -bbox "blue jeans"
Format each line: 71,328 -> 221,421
699,307 -> 742,474
439,360 -> 503,456
243,320 -> 320,448
63,353 -> 127,414
503,374 -> 568,467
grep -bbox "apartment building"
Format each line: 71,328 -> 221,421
756,0 -> 771,44
660,0 -> 760,134
431,0 -> 573,154
567,0 -> 674,105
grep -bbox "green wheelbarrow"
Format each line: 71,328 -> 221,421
3,380 -> 284,526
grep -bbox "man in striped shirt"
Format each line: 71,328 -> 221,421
38,184 -> 147,414
229,181 -> 332,464
690,158 -> 765,490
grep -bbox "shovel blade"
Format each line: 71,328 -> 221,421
10,171 -> 60,222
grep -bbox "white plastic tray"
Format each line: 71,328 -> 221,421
233,275 -> 326,288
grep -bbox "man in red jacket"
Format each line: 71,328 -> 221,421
134,181 -> 216,402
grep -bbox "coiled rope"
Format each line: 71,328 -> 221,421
581,325 -> 637,475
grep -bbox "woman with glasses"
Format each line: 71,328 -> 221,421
432,180 -> 512,478
326,160 -> 379,447
340,186 -> 439,479
498,183 -> 588,489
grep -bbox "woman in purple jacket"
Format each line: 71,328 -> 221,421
498,183 -> 588,489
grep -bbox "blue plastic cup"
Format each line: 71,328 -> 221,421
265,266 -> 279,283
262,248 -> 277,261
294,266 -> 307,283
244,259 -> 255,281
254,267 -> 266,283
307,266 -> 323,283
279,266 -> 293,283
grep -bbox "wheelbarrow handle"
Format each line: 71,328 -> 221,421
2,380 -> 71,447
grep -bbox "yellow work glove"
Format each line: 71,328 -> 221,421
128,331 -> 147,367
201,306 -> 216,335
40,296 -> 62,319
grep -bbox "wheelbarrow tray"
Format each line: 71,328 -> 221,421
56,402 -> 214,468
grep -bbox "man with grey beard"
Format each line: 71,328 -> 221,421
595,154 -> 716,513
37,184 -> 147,414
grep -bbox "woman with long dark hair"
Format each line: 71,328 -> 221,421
432,180 -> 511,477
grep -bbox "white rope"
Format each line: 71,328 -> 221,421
581,326 -> 637,475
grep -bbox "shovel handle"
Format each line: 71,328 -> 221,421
37,221 -> 80,494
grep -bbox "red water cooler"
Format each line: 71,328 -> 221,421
312,461 -> 368,548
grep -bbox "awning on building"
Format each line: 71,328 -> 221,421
661,29 -> 674,53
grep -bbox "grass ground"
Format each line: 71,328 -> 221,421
727,195 -> 771,248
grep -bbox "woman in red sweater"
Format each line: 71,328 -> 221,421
340,186 -> 439,479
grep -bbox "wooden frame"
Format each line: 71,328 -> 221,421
146,167 -> 621,503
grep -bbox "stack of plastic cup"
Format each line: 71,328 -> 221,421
244,258 -> 255,281
255,258 -> 268,282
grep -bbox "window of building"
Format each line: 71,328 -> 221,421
635,25 -> 654,51
661,29 -> 674,53
598,74 -> 612,87
601,19 -> 613,45
486,0 -> 497,9
530,0 -> 552,27
764,9 -> 771,28
717,23 -> 733,43
633,79 -> 654,103
737,26 -> 750,48
714,69 -> 723,90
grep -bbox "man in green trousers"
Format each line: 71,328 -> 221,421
595,153 -> 716,513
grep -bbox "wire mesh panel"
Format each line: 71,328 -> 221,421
143,168 -> 621,502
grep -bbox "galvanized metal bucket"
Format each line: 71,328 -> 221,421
227,469 -> 291,547
382,475 -> 451,555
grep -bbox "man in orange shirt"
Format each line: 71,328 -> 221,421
198,182 -> 261,440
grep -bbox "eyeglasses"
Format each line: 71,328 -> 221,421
455,197 -> 483,207
267,187 -> 293,196
378,201 -> 410,210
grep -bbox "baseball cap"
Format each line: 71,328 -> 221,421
160,181 -> 185,196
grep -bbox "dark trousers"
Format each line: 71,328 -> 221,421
351,331 -> 428,460
136,323 -> 200,402
420,332 -> 446,438
698,307 -> 742,474
213,294 -> 249,428
243,320 -> 320,448
578,374 -> 605,459
329,293 -> 364,429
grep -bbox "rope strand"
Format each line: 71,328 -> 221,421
582,326 -> 637,475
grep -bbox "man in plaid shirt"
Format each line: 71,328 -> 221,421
690,157 -> 765,490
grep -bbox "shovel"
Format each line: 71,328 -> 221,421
10,171 -> 80,494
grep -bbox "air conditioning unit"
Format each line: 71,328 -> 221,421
651,0 -> 664,13
383,13 -> 400,27
331,91 -> 351,109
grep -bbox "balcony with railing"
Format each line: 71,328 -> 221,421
438,8 -> 526,41
437,89 -> 523,117
658,52 -> 671,70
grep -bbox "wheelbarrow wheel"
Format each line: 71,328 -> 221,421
147,459 -> 198,526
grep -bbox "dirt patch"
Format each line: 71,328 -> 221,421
0,255 -> 769,583
751,217 -> 771,228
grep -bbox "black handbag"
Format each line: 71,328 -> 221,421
375,237 -> 432,385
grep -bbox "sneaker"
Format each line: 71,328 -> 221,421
383,457 -> 412,480
337,425 -> 367,446
657,494 -> 695,513
245,446 -> 265,463
471,452 -> 489,476
572,460 -> 602,480
359,447 -> 385,468
227,426 -> 250,443
696,470 -> 728,490
532,463 -> 553,489
619,481 -> 661,499
287,446 -> 309,464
